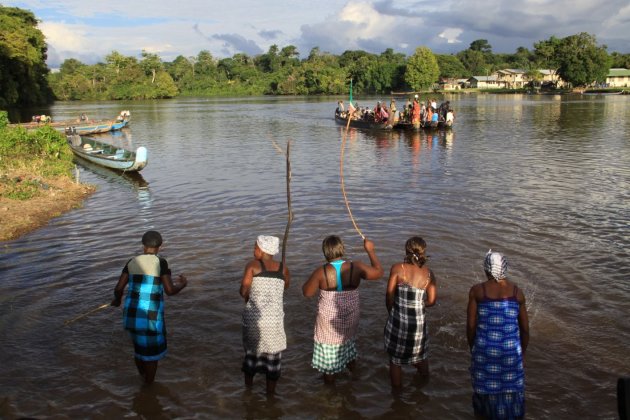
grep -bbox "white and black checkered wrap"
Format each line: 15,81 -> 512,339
242,350 -> 282,380
384,283 -> 428,365
242,276 -> 286,354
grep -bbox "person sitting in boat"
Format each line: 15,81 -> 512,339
336,100 -> 347,118
79,113 -> 89,122
446,110 -> 455,126
430,109 -> 440,127
425,106 -> 434,125
374,101 -> 389,123
412,97 -> 421,126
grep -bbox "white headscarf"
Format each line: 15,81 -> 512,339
484,249 -> 508,281
257,235 -> 280,255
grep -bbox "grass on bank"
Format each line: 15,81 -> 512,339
0,111 -> 76,200
0,110 -> 96,241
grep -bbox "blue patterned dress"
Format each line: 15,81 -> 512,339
471,284 -> 525,419
122,254 -> 170,361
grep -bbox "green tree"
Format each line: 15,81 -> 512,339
555,33 -> 611,87
436,54 -> 468,78
140,50 -> 163,84
534,36 -> 562,71
469,39 -> 492,54
405,47 -> 440,90
456,49 -> 488,75
609,52 -> 630,69
0,6 -> 53,107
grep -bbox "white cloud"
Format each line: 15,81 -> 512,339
439,28 -> 463,44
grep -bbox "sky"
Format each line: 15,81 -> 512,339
4,0 -> 630,68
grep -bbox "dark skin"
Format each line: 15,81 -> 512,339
466,274 -> 529,359
111,244 -> 187,385
239,243 -> 291,394
385,262 -> 437,388
302,238 -> 384,384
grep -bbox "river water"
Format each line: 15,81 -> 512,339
1,94 -> 629,418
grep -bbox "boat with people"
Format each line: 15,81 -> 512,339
394,119 -> 453,131
9,110 -> 131,134
67,133 -> 147,172
334,111 -> 393,130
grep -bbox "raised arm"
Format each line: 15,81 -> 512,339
356,238 -> 384,280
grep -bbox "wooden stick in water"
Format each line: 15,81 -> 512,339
281,141 -> 293,266
63,302 -> 110,326
341,114 -> 365,239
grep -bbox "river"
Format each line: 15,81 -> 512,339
1,94 -> 629,418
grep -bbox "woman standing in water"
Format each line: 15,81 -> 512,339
467,250 -> 529,419
383,236 -> 437,388
303,236 -> 383,384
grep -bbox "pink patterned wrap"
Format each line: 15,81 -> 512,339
314,289 -> 360,345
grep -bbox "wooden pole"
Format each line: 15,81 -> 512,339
63,302 -> 110,326
281,141 -> 293,266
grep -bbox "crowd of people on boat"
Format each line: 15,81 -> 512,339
335,96 -> 455,128
112,230 -> 529,419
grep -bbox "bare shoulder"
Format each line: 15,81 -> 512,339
469,283 -> 483,299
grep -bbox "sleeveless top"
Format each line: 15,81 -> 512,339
242,260 -> 287,354
471,284 -> 525,394
323,260 -> 354,291
123,254 -> 170,334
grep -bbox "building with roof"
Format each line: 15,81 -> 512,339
606,68 -> 630,88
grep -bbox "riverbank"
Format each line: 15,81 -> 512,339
0,170 -> 95,242
0,114 -> 96,242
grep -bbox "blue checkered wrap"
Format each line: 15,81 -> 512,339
471,298 -> 524,396
122,255 -> 168,361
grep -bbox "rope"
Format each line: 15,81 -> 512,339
340,115 -> 365,240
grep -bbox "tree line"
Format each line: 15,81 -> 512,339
2,5 -> 630,107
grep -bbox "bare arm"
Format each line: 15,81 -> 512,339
283,266 -> 291,290
356,238 -> 384,280
303,266 -> 323,297
425,270 -> 437,307
111,272 -> 129,306
162,273 -> 187,296
466,286 -> 478,351
240,261 -> 255,302
385,265 -> 400,312
518,289 -> 530,355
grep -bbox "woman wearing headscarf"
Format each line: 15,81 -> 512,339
240,235 -> 290,394
467,250 -> 529,419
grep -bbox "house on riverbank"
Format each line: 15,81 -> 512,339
606,68 -> 630,88
466,69 -> 565,90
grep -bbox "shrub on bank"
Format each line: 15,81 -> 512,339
0,110 -> 75,199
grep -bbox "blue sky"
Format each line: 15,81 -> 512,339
5,0 -> 630,68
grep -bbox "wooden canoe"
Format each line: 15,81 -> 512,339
67,134 -> 147,172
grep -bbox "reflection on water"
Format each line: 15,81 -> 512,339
1,95 -> 629,418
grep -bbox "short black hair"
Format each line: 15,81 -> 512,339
142,230 -> 163,247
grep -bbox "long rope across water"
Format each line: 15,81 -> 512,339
340,115 -> 365,240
